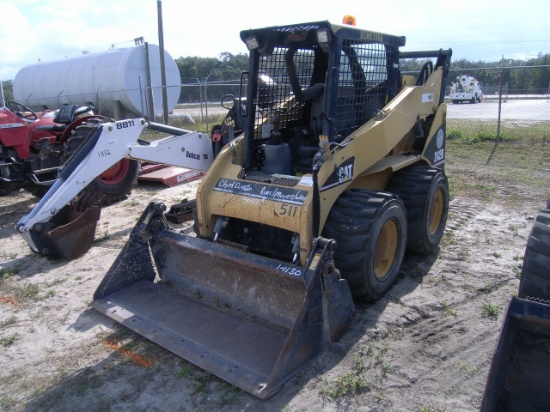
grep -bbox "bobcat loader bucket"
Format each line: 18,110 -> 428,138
93,202 -> 355,399
481,296 -> 550,412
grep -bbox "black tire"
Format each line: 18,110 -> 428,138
518,209 -> 550,300
322,189 -> 407,301
388,165 -> 449,255
61,119 -> 139,204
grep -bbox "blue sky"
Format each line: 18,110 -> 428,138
1,0 -> 549,80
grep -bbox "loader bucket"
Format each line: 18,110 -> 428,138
93,202 -> 355,399
481,296 -> 550,412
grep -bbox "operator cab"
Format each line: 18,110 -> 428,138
234,19 -> 406,178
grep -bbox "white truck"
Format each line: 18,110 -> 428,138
450,75 -> 482,103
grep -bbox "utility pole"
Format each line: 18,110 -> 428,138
157,0 -> 169,124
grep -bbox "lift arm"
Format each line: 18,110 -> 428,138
15,118 -> 213,258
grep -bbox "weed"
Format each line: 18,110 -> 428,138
513,266 -> 522,278
440,230 -> 457,246
46,290 -> 56,298
0,266 -> 20,283
415,404 -> 446,412
481,283 -> 495,294
176,365 -> 194,380
492,251 -> 502,258
441,300 -> 456,317
0,252 -> 17,260
0,396 -> 17,411
0,316 -> 17,328
94,232 -> 110,243
19,283 -> 39,299
482,302 -> 500,319
0,334 -> 17,347
219,385 -> 241,406
126,199 -> 140,207
376,345 -> 389,360
429,275 -> 447,285
45,278 -> 67,287
457,361 -> 477,376
319,372 -> 369,401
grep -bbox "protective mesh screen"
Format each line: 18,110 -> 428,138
335,42 -> 391,138
254,47 -> 317,138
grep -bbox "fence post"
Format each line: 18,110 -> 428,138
496,56 -> 504,142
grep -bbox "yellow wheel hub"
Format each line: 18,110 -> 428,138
428,188 -> 444,236
374,219 -> 399,280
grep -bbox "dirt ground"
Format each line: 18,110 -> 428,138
0,142 -> 548,412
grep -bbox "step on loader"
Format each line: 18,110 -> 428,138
18,18 -> 452,398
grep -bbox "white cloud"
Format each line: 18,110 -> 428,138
0,2 -> 38,78
2,0 -> 549,80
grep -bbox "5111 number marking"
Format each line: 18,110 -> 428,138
279,203 -> 299,217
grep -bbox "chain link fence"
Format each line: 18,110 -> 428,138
174,66 -> 549,140
444,66 -> 550,142
12,65 -> 548,138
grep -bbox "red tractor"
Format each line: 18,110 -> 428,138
0,98 -> 139,201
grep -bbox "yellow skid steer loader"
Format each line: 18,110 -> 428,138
18,18 -> 452,398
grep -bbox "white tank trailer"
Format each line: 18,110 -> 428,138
13,44 -> 180,119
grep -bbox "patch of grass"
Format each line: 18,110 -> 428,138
93,231 -> 110,244
45,278 -> 67,288
319,371 -> 370,401
480,283 -> 495,294
513,265 -> 522,278
0,334 -> 17,347
319,348 -> 371,401
0,252 -> 17,260
0,316 -> 17,329
441,300 -> 456,317
0,266 -> 20,283
176,364 -> 194,380
440,230 -> 457,247
0,396 -> 17,411
18,283 -> 39,299
415,404 -> 446,412
457,361 -> 477,376
482,302 -> 500,319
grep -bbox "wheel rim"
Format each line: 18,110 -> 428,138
373,219 -> 399,280
428,188 -> 444,236
97,159 -> 130,185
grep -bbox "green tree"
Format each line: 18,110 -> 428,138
175,52 -> 248,83
1,80 -> 14,101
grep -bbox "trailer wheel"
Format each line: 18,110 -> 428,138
322,189 -> 407,301
388,165 -> 449,255
518,209 -> 550,300
61,119 -> 139,204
